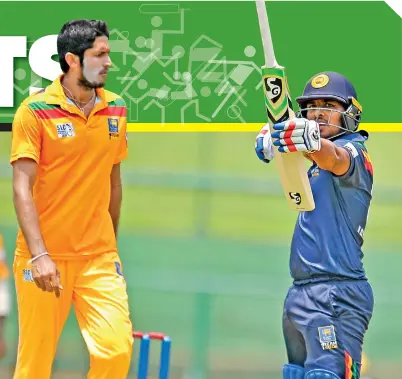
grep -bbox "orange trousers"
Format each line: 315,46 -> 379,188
13,252 -> 133,379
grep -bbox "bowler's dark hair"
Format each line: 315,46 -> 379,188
57,19 -> 109,73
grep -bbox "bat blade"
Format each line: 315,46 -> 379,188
256,1 -> 315,211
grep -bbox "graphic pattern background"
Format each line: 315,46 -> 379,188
0,1 -> 400,124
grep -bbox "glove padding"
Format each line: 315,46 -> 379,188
255,123 -> 274,163
272,118 -> 321,153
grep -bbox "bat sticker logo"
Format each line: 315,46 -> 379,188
264,77 -> 282,103
289,192 -> 302,205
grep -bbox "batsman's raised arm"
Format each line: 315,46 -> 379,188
305,138 -> 351,176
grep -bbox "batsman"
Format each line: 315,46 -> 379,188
256,72 -> 374,379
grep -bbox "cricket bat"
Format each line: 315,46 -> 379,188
256,1 -> 315,211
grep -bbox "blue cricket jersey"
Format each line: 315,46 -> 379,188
290,132 -> 374,284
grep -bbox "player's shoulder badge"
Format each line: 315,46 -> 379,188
318,325 -> 338,350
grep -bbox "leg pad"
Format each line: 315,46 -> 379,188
305,369 -> 341,379
283,363 -> 305,379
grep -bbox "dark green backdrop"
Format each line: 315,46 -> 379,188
0,1 -> 400,124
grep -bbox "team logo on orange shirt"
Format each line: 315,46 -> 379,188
56,123 -> 75,138
108,118 -> 119,139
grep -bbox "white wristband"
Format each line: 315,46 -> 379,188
28,252 -> 49,264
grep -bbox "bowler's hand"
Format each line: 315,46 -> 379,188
32,255 -> 63,297
272,118 -> 321,153
255,123 -> 275,163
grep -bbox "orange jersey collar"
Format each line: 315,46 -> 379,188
44,75 -> 120,116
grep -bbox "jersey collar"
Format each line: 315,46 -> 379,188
43,75 -> 119,118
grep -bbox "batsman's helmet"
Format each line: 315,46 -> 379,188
296,72 -> 363,132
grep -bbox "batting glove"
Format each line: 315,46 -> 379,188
255,123 -> 274,163
272,118 -> 321,153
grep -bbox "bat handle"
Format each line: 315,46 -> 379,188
256,0 -> 279,68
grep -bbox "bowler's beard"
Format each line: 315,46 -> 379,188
78,76 -> 104,89
78,63 -> 105,89
78,75 -> 105,89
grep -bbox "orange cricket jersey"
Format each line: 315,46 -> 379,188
0,233 -> 9,279
10,75 -> 128,259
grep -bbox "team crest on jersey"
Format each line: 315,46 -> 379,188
108,118 -> 119,139
318,325 -> 338,350
311,167 -> 320,177
23,269 -> 34,282
56,123 -> 75,138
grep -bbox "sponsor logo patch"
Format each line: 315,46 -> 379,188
56,123 -> 75,138
344,142 -> 359,158
289,192 -> 302,205
23,269 -> 34,282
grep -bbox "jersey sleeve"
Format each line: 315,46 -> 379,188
114,108 -> 129,164
334,140 -> 373,190
10,104 -> 41,164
